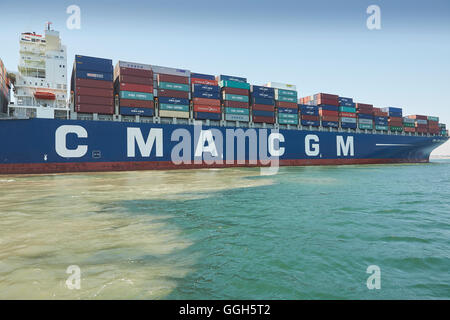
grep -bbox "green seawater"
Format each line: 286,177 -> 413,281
0,160 -> 449,299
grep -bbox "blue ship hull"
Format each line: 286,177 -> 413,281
0,118 -> 447,174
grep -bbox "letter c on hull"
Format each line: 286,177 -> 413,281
55,125 -> 88,158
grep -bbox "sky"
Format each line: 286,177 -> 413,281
1,0 -> 449,154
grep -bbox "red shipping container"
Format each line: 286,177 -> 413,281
302,115 -> 320,121
322,115 -> 339,122
373,110 -> 388,117
157,73 -> 189,85
408,115 -> 427,120
252,104 -> 275,112
317,98 -> 339,106
223,100 -> 249,108
118,75 -> 152,85
358,109 -> 373,115
75,87 -> 113,98
276,101 -> 297,109
193,97 -> 220,107
389,117 -> 403,122
191,78 -> 218,86
415,124 -> 427,128
317,93 -> 339,100
76,104 -> 114,115
75,78 -> 113,90
253,116 -> 275,124
193,105 -> 221,113
222,87 -> 249,96
339,112 -> 357,118
116,82 -> 153,93
404,127 -> 416,133
76,94 -> 113,105
157,89 -> 189,99
319,110 -> 338,117
116,67 -> 153,78
120,99 -> 154,109
355,103 -> 373,109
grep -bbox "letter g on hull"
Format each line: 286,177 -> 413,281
55,125 -> 88,158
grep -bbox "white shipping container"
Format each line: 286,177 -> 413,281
118,60 -> 152,70
340,117 -> 357,123
403,117 -> 415,124
225,114 -> 250,122
416,119 -> 428,125
265,82 -> 297,91
151,65 -> 191,77
358,118 -> 373,125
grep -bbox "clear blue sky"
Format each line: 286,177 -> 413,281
1,0 -> 449,153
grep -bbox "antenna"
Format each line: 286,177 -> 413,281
45,22 -> 53,31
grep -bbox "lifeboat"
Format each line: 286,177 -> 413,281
34,91 -> 56,100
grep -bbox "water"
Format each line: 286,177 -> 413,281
0,161 -> 449,299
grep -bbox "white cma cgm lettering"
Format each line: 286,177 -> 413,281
55,125 -> 88,158
336,136 -> 354,157
305,134 -> 320,156
127,127 -> 163,157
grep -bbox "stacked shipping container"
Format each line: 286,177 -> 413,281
72,55 -> 114,114
251,85 -> 276,124
267,83 -> 298,125
383,107 -> 403,132
153,66 -> 191,119
356,103 -> 374,130
114,61 -> 154,117
219,75 -> 250,122
338,97 -> 357,129
191,73 -> 221,121
373,107 -> 389,131
403,117 -> 416,133
427,116 -> 440,135
408,115 -> 428,134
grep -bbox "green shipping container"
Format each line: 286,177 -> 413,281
225,107 -> 249,115
375,125 -> 389,131
403,122 -> 415,128
219,80 -> 250,90
359,123 -> 373,130
223,93 -> 249,103
158,82 -> 190,92
276,89 -> 298,98
120,91 -> 154,101
276,95 -> 297,103
278,113 -> 298,120
278,118 -> 299,125
390,126 -> 403,132
427,116 -> 439,122
159,103 -> 189,112
339,106 -> 356,113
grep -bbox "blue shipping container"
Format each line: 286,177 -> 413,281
191,73 -> 215,80
158,97 -> 189,105
341,122 -> 357,129
252,110 -> 275,117
320,105 -> 339,112
374,116 -> 388,121
278,107 -> 298,114
194,112 -> 222,120
301,120 -> 320,127
338,97 -> 353,104
357,113 -> 374,120
252,97 -> 275,106
75,69 -> 113,81
75,61 -> 113,73
389,111 -> 403,117
322,121 -> 339,128
219,75 -> 247,83
252,91 -> 275,99
75,55 -> 112,67
252,85 -> 275,95
382,107 -> 402,113
339,102 -> 356,108
120,107 -> 154,117
192,83 -> 219,93
193,91 -> 220,100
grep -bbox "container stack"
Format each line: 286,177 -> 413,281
439,123 -> 447,136
427,116 -> 440,135
0,58 -> 9,114
191,73 -> 221,121
373,108 -> 389,131
356,103 -> 374,130
219,75 -> 250,123
402,117 -> 416,133
114,61 -> 154,117
338,97 -> 357,129
153,66 -> 191,119
267,83 -> 298,125
251,85 -> 275,124
383,107 -> 403,132
311,93 -> 339,128
298,104 -> 320,127
407,115 -> 428,134
72,55 -> 114,114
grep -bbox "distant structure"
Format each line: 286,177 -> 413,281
9,23 -> 68,118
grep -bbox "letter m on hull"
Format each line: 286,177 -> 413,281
127,128 -> 163,158
336,136 -> 354,157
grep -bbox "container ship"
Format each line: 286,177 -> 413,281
0,26 -> 448,175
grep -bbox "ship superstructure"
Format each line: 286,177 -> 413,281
9,23 -> 68,119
